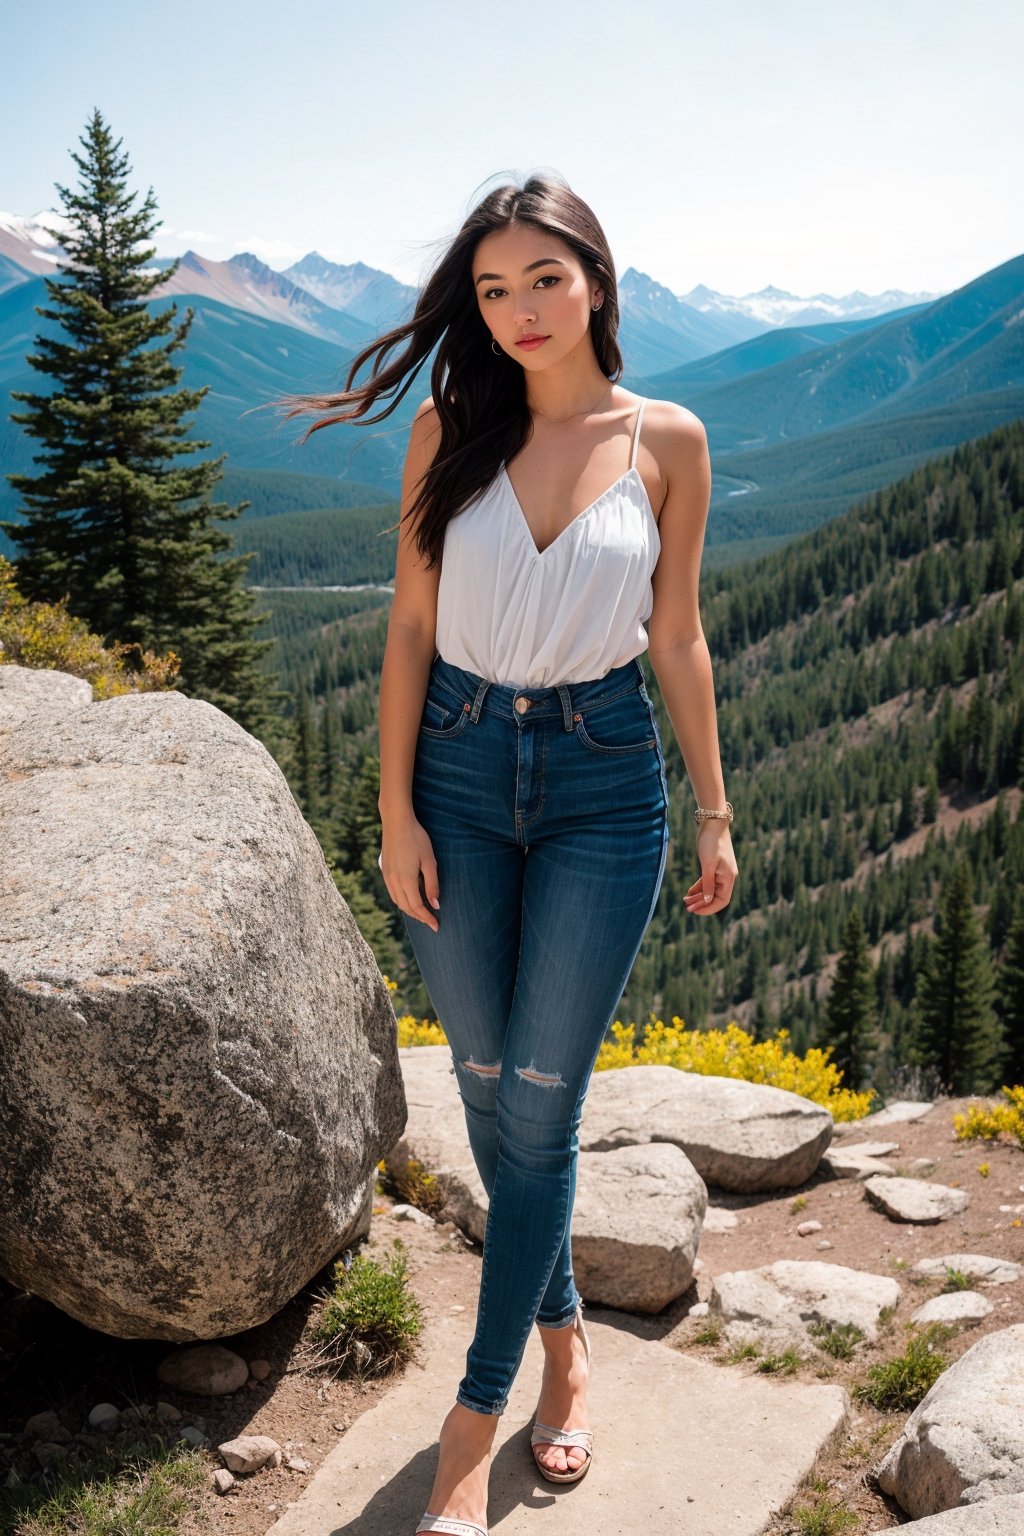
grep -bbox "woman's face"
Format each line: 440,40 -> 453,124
471,223 -> 602,371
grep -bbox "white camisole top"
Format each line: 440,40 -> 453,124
434,398 -> 660,688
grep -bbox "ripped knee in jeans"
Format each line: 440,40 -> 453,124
514,1063 -> 566,1089
460,1057 -> 501,1079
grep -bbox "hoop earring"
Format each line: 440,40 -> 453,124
491,338 -> 503,356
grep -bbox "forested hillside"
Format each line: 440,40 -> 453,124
255,421 -> 1024,1098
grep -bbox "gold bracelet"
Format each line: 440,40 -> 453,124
694,801 -> 734,827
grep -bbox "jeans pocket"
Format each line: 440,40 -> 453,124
420,692 -> 472,739
574,690 -> 657,754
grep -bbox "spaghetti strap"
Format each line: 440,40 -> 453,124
628,398 -> 647,471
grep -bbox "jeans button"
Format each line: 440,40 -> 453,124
514,697 -> 531,714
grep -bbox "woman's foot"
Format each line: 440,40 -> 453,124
533,1310 -> 591,1476
419,1401 -> 497,1532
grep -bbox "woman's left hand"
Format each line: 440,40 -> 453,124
683,822 -> 738,916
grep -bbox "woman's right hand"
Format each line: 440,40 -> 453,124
378,814 -> 441,932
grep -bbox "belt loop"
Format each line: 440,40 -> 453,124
469,678 -> 490,723
555,682 -> 574,731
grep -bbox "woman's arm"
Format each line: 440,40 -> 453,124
377,398 -> 445,931
644,402 -> 738,917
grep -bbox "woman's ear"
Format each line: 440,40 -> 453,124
592,287 -> 604,311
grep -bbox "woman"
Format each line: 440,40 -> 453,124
279,172 -> 736,1536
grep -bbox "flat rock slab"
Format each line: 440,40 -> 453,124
864,1176 -> 970,1224
835,1142 -> 901,1159
911,1291 -> 993,1326
266,1305 -> 849,1536
823,1150 -> 896,1181
580,1064 -> 833,1193
835,1101 -> 934,1134
867,1493 -> 1024,1533
709,1259 -> 902,1349
911,1254 -> 1024,1285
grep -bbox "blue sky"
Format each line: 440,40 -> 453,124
3,0 -> 1022,299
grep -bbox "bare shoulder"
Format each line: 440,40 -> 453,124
409,394 -> 441,448
636,396 -> 708,472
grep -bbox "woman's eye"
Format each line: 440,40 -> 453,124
535,275 -> 560,288
482,287 -> 505,300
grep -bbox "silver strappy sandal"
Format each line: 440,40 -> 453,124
531,1301 -> 594,1484
415,1517 -> 487,1536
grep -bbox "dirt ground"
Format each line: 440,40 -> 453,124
1,1095 -> 1022,1534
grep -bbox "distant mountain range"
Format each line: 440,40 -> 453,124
1,206 -> 1021,566
0,208 -> 937,376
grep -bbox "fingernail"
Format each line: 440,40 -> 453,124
704,893 -> 712,902
430,897 -> 440,910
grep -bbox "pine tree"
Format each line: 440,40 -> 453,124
910,859 -> 1004,1093
995,909 -> 1024,1086
819,906 -> 878,1089
2,108 -> 282,735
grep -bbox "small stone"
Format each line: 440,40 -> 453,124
688,1301 -> 710,1317
213,1468 -> 236,1494
157,1344 -> 249,1396
23,1410 -> 63,1442
285,1456 -> 310,1472
797,1220 -> 823,1236
391,1203 -> 435,1226
33,1442 -> 70,1470
910,1291 -> 994,1326
88,1403 -> 121,1433
219,1434 -> 283,1475
155,1400 -> 182,1424
816,1240 -> 834,1250
449,1305 -> 466,1313
179,1426 -> 209,1449
248,1359 -> 272,1382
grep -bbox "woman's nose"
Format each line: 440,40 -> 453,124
512,292 -> 537,323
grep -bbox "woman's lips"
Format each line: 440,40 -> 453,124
515,336 -> 549,350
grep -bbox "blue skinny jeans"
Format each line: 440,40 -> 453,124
400,652 -> 670,1416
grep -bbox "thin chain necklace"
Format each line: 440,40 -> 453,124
528,381 -> 614,426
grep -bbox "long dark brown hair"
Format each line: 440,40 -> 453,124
270,172 -> 624,568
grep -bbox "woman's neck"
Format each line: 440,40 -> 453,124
524,349 -> 613,423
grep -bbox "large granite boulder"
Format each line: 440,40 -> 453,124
0,668 -> 405,1340
388,1047 -> 706,1311
875,1324 -> 1024,1517
580,1064 -> 833,1191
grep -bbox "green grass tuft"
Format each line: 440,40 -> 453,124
305,1239 -> 424,1380
756,1348 -> 803,1374
807,1320 -> 864,1360
940,1266 -> 972,1293
792,1492 -> 859,1535
853,1323 -> 954,1411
